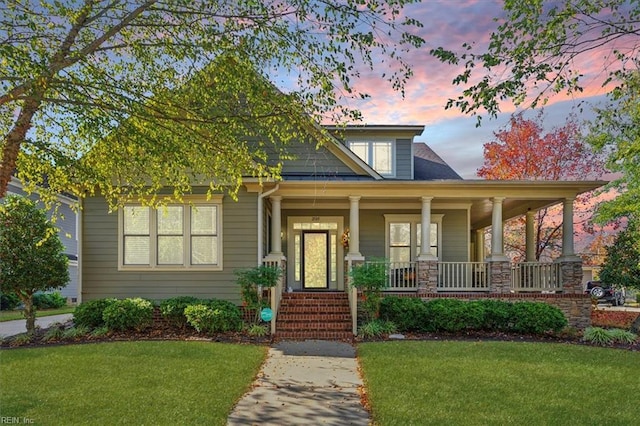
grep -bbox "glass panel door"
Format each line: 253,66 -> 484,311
302,231 -> 328,289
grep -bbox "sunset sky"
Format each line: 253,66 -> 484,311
341,0 -> 614,178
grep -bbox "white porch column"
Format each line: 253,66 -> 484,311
475,229 -> 484,262
525,210 -> 536,262
559,198 -> 580,261
487,197 -> 509,261
346,195 -> 362,258
269,195 -> 283,255
418,196 -> 437,261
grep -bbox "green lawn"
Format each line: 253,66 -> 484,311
358,341 -> 640,426
0,307 -> 75,322
0,341 -> 267,425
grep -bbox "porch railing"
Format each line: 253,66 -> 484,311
361,260 -> 418,291
438,262 -> 489,291
385,261 -> 418,291
511,262 -> 562,292
263,259 -> 284,335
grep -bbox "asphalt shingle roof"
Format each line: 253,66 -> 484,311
413,143 -> 463,180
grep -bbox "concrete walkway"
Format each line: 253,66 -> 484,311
0,313 -> 73,338
227,340 -> 370,426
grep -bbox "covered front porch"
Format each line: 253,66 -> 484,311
252,180 -> 593,293
246,180 -> 602,334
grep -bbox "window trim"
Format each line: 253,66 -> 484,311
347,138 -> 396,177
384,214 -> 443,261
118,196 -> 223,271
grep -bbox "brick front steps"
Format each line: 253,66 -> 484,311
275,292 -> 353,340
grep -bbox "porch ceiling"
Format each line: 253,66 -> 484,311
245,179 -> 606,230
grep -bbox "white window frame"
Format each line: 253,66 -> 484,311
384,214 -> 443,260
118,196 -> 223,271
347,138 -> 396,177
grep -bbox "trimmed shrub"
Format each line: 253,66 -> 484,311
33,292 -> 67,309
102,298 -> 154,331
73,298 -> 117,329
379,297 -> 428,331
184,299 -> 242,333
461,300 -> 487,331
1,292 -> 20,310
379,297 -> 568,335
474,299 -> 512,331
423,298 -> 471,332
160,296 -> 202,328
508,301 -> 567,334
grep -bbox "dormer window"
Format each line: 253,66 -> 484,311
347,139 -> 395,176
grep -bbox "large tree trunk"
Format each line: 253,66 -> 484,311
0,97 -> 42,197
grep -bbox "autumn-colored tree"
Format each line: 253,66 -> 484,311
0,0 -> 424,206
581,231 -> 615,267
478,112 -> 605,261
431,0 -> 638,224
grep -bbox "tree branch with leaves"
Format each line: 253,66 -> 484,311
1,0 -> 424,206
431,0 -> 639,224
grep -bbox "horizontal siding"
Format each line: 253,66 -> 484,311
395,138 -> 412,180
441,210 -> 469,261
81,188 -> 258,303
357,208 -> 469,261
279,208 -> 470,261
360,211 -> 386,258
280,143 -> 358,176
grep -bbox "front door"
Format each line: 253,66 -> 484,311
302,230 -> 329,289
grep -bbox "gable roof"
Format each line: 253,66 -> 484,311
413,142 -> 462,180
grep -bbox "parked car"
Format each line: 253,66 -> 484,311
585,281 -> 626,306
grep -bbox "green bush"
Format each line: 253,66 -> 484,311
508,301 -> 568,334
607,328 -> 638,344
474,299 -> 512,331
102,298 -> 154,332
379,297 -> 428,331
0,292 -> 20,310
582,327 -> 614,345
159,296 -> 202,328
62,325 -> 89,339
423,299 -> 470,332
184,299 -> 242,333
33,292 -> 67,309
43,325 -> 65,342
247,324 -> 269,337
358,319 -> 398,339
378,297 -> 568,336
351,261 -> 388,321
73,298 -> 117,329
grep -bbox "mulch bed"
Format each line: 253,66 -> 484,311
0,320 -> 272,349
356,330 -> 640,351
2,320 -> 639,351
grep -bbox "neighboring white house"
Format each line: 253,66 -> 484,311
6,176 -> 79,303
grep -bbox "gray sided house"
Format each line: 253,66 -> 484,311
81,125 -> 604,336
7,176 -> 79,302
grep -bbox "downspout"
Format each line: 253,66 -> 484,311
257,184 -> 280,265
77,197 -> 83,304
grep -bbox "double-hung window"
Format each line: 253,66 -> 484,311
119,198 -> 222,270
385,214 -> 442,261
347,139 -> 395,176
